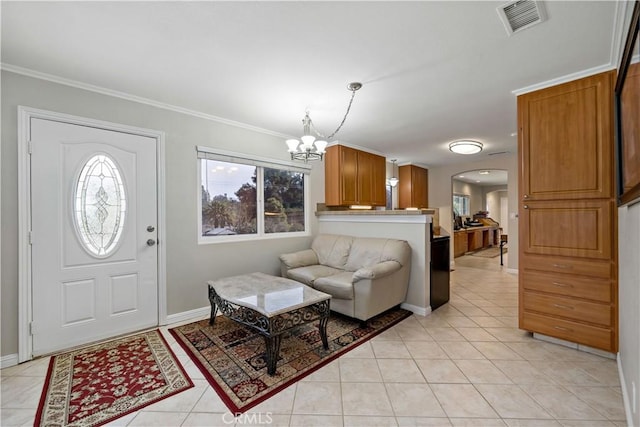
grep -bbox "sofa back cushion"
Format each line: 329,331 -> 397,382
344,237 -> 410,272
312,234 -> 354,270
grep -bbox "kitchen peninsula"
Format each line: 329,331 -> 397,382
453,225 -> 500,258
315,208 -> 440,316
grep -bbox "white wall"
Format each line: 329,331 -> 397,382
0,71 -> 325,356
485,189 -> 508,228
429,155 -> 518,271
618,202 -> 640,425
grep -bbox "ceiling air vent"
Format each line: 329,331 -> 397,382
497,0 -> 546,36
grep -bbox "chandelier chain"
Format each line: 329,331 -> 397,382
309,88 -> 357,140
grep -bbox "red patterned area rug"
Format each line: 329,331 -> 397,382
169,307 -> 411,414
34,330 -> 193,427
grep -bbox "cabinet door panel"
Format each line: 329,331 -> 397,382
520,200 -> 612,259
519,71 -> 614,200
340,146 -> 358,205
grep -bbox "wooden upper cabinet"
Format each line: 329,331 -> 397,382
398,165 -> 428,209
518,71 -> 614,201
325,145 -> 386,206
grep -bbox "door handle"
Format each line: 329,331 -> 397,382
146,239 -> 156,247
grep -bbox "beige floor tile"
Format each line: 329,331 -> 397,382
529,362 -> 605,386
445,317 -> 480,328
344,415 -> 398,426
454,359 -> 512,384
495,317 -> 519,327
373,328 -> 404,341
340,358 -> 383,382
127,411 -> 188,426
396,416 -> 452,426
397,327 -> 436,341
371,340 -> 413,358
449,418 -> 507,426
475,384 -> 552,419
0,378 -> 44,409
292,382 -> 342,415
506,342 -> 555,361
289,414 -> 343,426
419,316 -> 456,328
564,386 -> 626,421
430,383 -> 498,418
141,379 -> 208,412
341,341 -> 376,358
191,387 -> 234,413
471,341 -> 524,360
572,361 -> 621,386
452,306 -> 491,317
483,328 -> 532,342
492,360 -> 556,385
439,341 -> 486,360
249,383 -> 297,414
0,408 -> 36,427
341,382 -> 394,416
424,327 -> 467,342
377,359 -> 425,383
102,410 -> 140,427
469,316 -> 508,328
415,359 -> 469,383
301,359 -> 341,382
405,341 -> 450,359
503,420 -> 563,427
181,412 -> 233,426
557,421 -> 619,427
385,383 -> 446,417
520,384 -> 607,420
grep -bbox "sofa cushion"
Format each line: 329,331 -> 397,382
344,238 -> 409,271
313,272 -> 355,300
311,234 -> 353,270
286,265 -> 343,287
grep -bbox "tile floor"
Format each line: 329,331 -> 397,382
1,254 -> 627,426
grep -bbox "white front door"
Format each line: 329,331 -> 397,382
30,118 -> 158,356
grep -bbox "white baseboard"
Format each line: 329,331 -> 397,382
1,353 -> 19,369
165,306 -> 210,326
401,303 -> 431,317
618,354 -> 634,427
506,268 -> 519,275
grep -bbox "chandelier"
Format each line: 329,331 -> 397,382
286,82 -> 362,162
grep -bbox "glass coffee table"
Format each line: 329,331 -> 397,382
207,272 -> 331,375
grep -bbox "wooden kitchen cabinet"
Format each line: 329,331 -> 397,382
398,164 -> 428,209
518,70 -> 618,352
325,145 -> 386,207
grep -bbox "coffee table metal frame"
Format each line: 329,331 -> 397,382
208,282 -> 331,375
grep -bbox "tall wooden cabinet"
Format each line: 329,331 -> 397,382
518,70 -> 618,352
398,164 -> 429,209
325,145 -> 386,207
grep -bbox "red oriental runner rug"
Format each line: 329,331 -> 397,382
34,330 -> 193,427
169,307 -> 411,414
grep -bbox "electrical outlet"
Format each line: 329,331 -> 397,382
633,381 -> 637,414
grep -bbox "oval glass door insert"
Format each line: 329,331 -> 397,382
74,154 -> 127,257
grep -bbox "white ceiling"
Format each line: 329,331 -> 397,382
1,1 -> 626,167
453,169 -> 509,186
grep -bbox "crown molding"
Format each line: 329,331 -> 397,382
511,63 -> 616,96
0,62 -> 291,140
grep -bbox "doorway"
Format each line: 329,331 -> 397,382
18,107 -> 167,361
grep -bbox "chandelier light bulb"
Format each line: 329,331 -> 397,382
286,139 -> 300,153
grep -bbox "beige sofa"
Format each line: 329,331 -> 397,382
279,234 -> 411,322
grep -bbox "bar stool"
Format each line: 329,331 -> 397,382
500,234 -> 508,266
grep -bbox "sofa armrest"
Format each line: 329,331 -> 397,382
280,249 -> 319,269
353,261 -> 401,282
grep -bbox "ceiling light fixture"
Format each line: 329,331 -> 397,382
449,140 -> 483,155
479,170 -> 490,175
286,82 -> 362,162
388,159 -> 399,187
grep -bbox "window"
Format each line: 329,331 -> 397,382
198,147 -> 310,242
453,193 -> 470,217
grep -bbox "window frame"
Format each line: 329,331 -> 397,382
453,193 -> 471,217
197,147 -> 311,244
